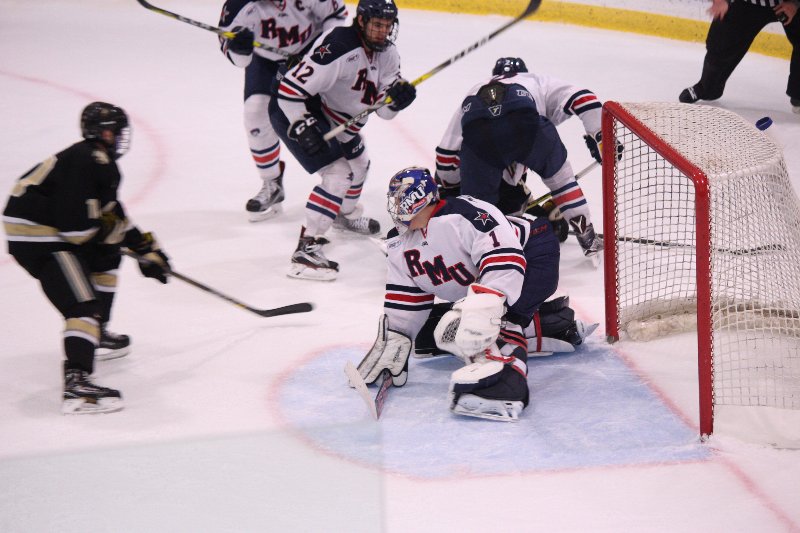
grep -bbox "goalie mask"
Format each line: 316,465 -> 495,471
80,101 -> 131,159
492,57 -> 528,77
387,167 -> 439,233
356,0 -> 399,52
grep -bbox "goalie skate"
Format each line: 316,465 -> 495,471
246,162 -> 285,222
62,367 -> 123,415
450,394 -> 523,422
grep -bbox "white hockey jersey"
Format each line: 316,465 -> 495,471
276,25 -> 403,139
219,0 -> 347,66
435,71 -> 602,186
384,196 -> 535,340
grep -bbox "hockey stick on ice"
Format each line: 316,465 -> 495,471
322,0 -> 543,141
135,0 -> 291,57
122,250 -> 314,317
344,362 -> 392,420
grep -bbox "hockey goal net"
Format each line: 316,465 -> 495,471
602,102 -> 800,445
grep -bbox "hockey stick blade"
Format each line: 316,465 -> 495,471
135,0 -> 290,57
122,250 -> 313,317
322,0 -> 542,141
344,362 -> 392,420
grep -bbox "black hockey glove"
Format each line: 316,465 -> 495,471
387,79 -> 416,111
288,116 -> 326,156
128,231 -> 171,284
527,199 -> 569,242
228,28 -> 254,56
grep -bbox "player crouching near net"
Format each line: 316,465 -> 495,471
3,102 -> 171,414
354,167 -> 594,421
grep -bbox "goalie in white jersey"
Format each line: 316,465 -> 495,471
435,57 -> 609,263
219,0 -> 347,221
269,0 -> 417,281
356,167 -> 564,421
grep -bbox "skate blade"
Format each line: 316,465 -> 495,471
62,397 -> 124,415
450,396 -> 522,422
287,263 -> 338,282
247,203 -> 283,223
95,346 -> 130,361
585,251 -> 602,269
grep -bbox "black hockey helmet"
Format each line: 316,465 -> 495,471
492,57 -> 528,76
356,0 -> 398,52
80,101 -> 131,159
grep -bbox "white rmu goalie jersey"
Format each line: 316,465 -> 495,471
435,71 -> 602,185
219,0 -> 347,65
384,196 -> 533,340
276,25 -> 403,140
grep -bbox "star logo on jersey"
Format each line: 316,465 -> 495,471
315,44 -> 332,59
474,211 -> 494,226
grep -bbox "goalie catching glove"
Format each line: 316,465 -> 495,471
433,284 -> 506,361
355,314 -> 412,387
124,229 -> 171,284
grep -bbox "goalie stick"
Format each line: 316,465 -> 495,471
322,0 -> 543,141
344,362 -> 392,420
135,0 -> 291,57
122,250 -> 313,317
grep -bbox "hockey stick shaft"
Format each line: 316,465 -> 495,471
122,250 -> 313,317
135,0 -> 291,57
526,160 -> 599,210
322,0 -> 542,141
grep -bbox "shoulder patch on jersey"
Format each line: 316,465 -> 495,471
309,26 -> 361,65
437,197 -> 500,233
92,149 -> 110,165
387,227 -> 400,239
219,0 -> 251,26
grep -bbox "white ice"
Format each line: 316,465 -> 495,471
1,1 -> 799,531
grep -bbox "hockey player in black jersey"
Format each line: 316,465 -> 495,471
355,167 -> 593,421
3,102 -> 171,414
269,0 -> 417,281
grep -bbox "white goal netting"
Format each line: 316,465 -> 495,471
605,103 -> 800,439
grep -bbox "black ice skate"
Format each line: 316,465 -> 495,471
96,324 -> 131,361
333,205 -> 381,235
288,235 -> 340,281
246,161 -> 285,222
679,84 -> 701,104
63,366 -> 123,415
569,215 -> 603,267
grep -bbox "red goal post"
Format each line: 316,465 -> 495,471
601,102 -> 800,445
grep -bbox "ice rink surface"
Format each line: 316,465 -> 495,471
1,1 -> 799,531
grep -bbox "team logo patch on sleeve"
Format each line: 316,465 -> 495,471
474,211 -> 494,226
315,44 -> 332,59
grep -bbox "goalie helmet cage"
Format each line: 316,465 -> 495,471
601,102 -> 800,445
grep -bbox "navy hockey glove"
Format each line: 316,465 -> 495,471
288,116 -> 326,156
434,171 -> 461,199
387,79 -> 416,111
527,200 -> 569,242
228,28 -> 254,56
584,131 -> 624,164
129,231 -> 171,284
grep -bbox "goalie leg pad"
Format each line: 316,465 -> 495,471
355,315 -> 412,387
449,360 -> 529,422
